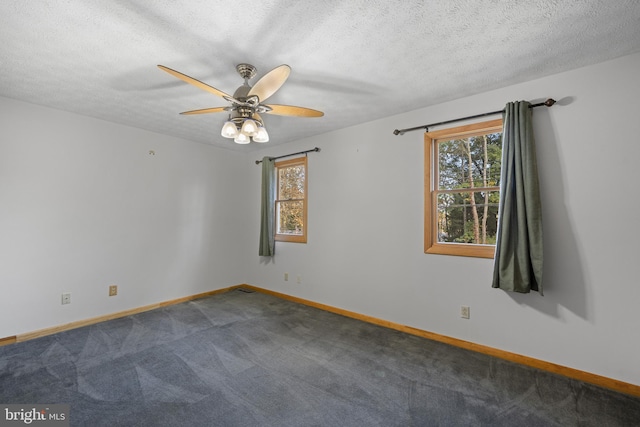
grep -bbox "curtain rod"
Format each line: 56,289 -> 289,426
393,98 -> 556,136
255,147 -> 320,164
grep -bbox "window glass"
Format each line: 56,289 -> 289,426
275,157 -> 307,243
425,119 -> 502,258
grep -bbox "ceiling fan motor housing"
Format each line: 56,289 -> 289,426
229,75 -> 263,127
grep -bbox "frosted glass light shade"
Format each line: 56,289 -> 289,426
234,132 -> 250,144
253,126 -> 269,143
241,119 -> 258,136
221,121 -> 238,138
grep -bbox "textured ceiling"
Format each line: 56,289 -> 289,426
1,1 -> 640,151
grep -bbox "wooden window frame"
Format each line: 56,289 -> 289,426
424,119 -> 503,258
275,156 -> 307,243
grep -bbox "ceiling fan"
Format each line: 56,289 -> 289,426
158,63 -> 324,144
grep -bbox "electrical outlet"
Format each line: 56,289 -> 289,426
109,285 -> 118,296
296,275 -> 302,284
61,293 -> 71,305
284,273 -> 289,281
460,305 -> 470,319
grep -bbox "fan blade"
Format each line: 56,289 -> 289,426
265,104 -> 324,117
158,65 -> 232,99
180,107 -> 228,115
248,65 -> 291,102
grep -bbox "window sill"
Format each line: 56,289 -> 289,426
275,234 -> 307,243
426,243 -> 495,259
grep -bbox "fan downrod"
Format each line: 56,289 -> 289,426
236,63 -> 257,80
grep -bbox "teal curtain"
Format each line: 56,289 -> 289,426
492,101 -> 544,294
259,157 -> 275,256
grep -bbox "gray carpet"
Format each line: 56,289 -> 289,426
1,289 -> 639,426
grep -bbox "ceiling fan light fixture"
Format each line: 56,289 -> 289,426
253,126 -> 269,143
221,120 -> 239,138
158,62 -> 324,146
234,132 -> 250,144
240,119 -> 258,136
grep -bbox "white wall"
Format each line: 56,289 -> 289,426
0,98 -> 251,337
245,52 -> 640,386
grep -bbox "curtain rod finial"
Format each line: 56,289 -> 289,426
544,98 -> 556,107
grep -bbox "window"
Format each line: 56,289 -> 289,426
275,156 -> 307,243
424,119 -> 503,258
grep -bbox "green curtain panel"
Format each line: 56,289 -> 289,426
492,101 -> 544,294
259,157 -> 276,256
